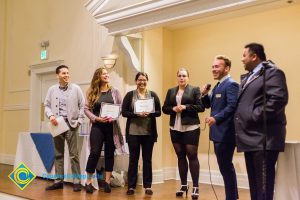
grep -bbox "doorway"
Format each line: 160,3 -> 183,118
40,73 -> 57,132
29,60 -> 64,132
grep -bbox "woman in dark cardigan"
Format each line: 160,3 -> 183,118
122,72 -> 161,196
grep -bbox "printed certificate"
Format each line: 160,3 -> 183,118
48,116 -> 70,137
134,98 -> 155,114
100,103 -> 121,119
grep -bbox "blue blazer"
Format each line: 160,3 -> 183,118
202,77 -> 239,143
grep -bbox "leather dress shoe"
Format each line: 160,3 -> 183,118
85,183 -> 94,194
73,183 -> 82,192
45,181 -> 63,190
126,188 -> 135,195
145,188 -> 153,195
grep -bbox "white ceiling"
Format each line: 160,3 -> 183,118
165,0 -> 300,30
85,0 -> 300,35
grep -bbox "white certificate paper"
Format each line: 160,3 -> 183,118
48,116 -> 70,137
134,98 -> 155,114
100,103 -> 121,119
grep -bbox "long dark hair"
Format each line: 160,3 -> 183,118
87,67 -> 111,108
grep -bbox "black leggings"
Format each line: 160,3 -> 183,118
172,143 -> 199,187
86,123 -> 115,173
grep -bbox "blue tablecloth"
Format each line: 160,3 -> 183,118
30,133 -> 55,172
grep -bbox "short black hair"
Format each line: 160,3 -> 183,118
56,65 -> 69,74
244,43 -> 266,61
135,72 -> 149,81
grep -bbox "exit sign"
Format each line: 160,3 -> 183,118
40,49 -> 48,60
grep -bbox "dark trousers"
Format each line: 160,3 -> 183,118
214,142 -> 239,200
244,150 -> 279,200
127,135 -> 154,189
86,123 -> 115,173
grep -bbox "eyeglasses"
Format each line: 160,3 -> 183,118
177,75 -> 187,78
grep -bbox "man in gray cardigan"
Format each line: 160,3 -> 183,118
44,65 -> 85,192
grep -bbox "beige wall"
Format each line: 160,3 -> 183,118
0,0 -> 6,156
1,0 -> 111,156
171,4 -> 300,143
145,3 -> 300,173
162,29 -> 177,167
143,29 -> 164,170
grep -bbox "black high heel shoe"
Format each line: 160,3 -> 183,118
176,185 -> 189,197
191,187 -> 199,199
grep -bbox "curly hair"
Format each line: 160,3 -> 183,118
87,67 -> 111,108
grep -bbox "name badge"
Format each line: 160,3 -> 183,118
215,94 -> 222,98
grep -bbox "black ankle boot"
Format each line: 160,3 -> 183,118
191,187 -> 199,199
176,185 -> 189,197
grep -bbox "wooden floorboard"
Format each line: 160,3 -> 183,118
0,164 -> 250,200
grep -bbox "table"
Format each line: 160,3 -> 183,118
14,132 -> 128,188
274,141 -> 300,200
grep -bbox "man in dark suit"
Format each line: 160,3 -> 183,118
234,43 -> 288,200
201,55 -> 239,200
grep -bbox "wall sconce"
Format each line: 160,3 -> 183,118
102,54 -> 118,69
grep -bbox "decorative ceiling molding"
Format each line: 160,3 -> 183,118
115,35 -> 142,72
85,0 -> 292,35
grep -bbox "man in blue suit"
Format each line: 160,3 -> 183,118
201,55 -> 239,200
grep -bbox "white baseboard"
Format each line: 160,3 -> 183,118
0,153 -> 15,165
137,169 -> 165,184
0,153 -> 249,188
199,170 -> 249,189
137,167 -> 249,189
163,167 -> 177,180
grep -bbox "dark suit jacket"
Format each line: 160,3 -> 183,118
234,63 -> 288,152
162,84 -> 205,126
122,90 -> 161,143
202,77 -> 239,143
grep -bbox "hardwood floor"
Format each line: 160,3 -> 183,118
0,164 -> 250,200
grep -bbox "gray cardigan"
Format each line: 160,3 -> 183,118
44,83 -> 85,128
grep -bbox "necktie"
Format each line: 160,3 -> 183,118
213,82 -> 220,90
211,82 -> 220,100
242,72 -> 253,89
245,71 -> 254,84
